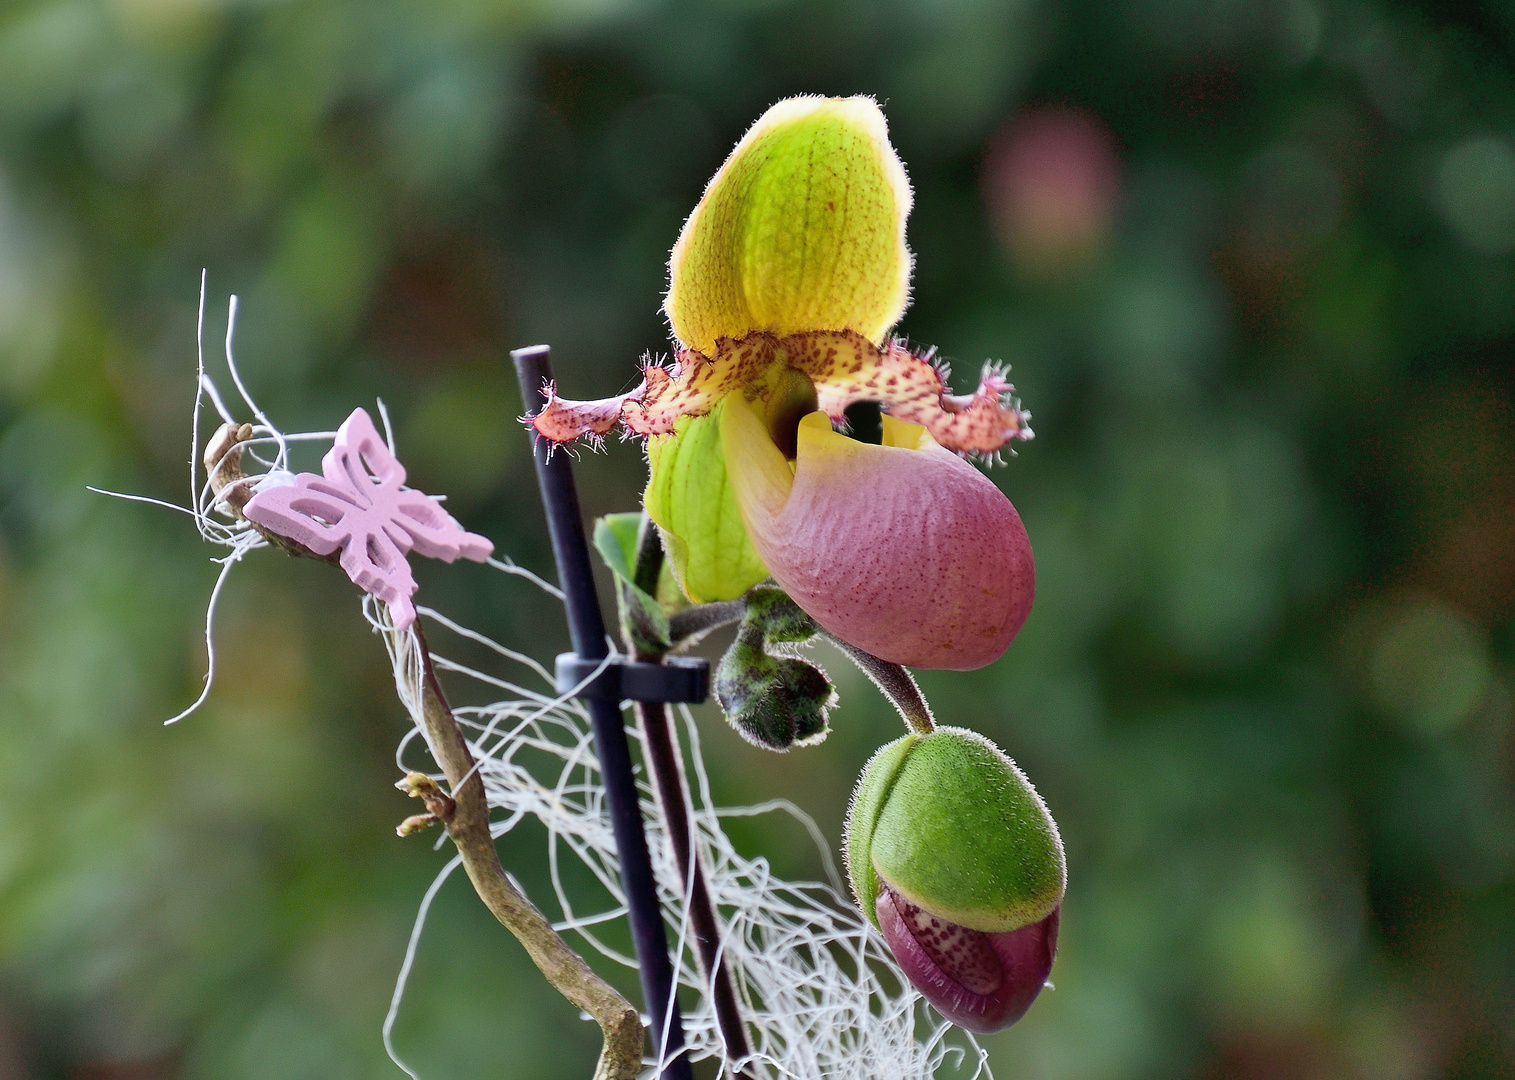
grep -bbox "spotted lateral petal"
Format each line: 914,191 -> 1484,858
527,330 -> 1031,458
243,408 -> 493,631
529,336 -> 773,443
783,330 -> 1032,456
527,382 -> 644,445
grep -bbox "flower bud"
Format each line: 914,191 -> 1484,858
716,640 -> 833,750
714,587 -> 835,750
844,727 -> 1064,1032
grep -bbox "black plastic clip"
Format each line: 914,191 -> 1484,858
555,653 -> 710,705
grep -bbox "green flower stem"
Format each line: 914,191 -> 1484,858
630,526 -> 757,1079
825,635 -> 936,736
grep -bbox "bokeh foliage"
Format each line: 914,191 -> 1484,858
0,0 -> 1511,1078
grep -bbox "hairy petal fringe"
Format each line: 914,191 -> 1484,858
526,330 -> 1032,458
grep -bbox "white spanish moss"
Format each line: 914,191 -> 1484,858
108,283 -> 991,1079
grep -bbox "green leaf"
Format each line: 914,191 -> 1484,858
592,514 -> 670,654
593,513 -> 643,585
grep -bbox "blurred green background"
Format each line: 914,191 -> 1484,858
0,0 -> 1512,1077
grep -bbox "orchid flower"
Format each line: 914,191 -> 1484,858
530,96 -> 1034,670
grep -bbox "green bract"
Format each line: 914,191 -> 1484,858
845,727 -> 1065,934
592,513 -> 673,654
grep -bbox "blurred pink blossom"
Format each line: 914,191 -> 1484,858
983,108 -> 1121,275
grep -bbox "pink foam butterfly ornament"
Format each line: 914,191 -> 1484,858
243,408 -> 494,631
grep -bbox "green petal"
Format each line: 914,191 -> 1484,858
666,96 -> 913,355
852,727 -> 1065,934
643,399 -> 769,603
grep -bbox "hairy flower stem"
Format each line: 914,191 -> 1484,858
204,423 -> 644,1080
825,635 -> 936,736
667,600 -> 748,649
631,525 -> 757,1080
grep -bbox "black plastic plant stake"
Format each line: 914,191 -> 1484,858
512,345 -> 694,1080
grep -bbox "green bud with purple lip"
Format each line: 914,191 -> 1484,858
845,727 -> 1065,1032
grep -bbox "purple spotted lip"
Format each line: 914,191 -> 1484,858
876,880 -> 1059,1033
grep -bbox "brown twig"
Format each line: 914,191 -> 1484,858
203,421 -> 645,1080
411,622 -> 644,1080
203,421 -> 256,514
202,421 -> 338,562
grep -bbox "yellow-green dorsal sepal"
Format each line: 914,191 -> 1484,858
665,95 -> 914,355
845,727 -> 1066,935
643,399 -> 769,604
